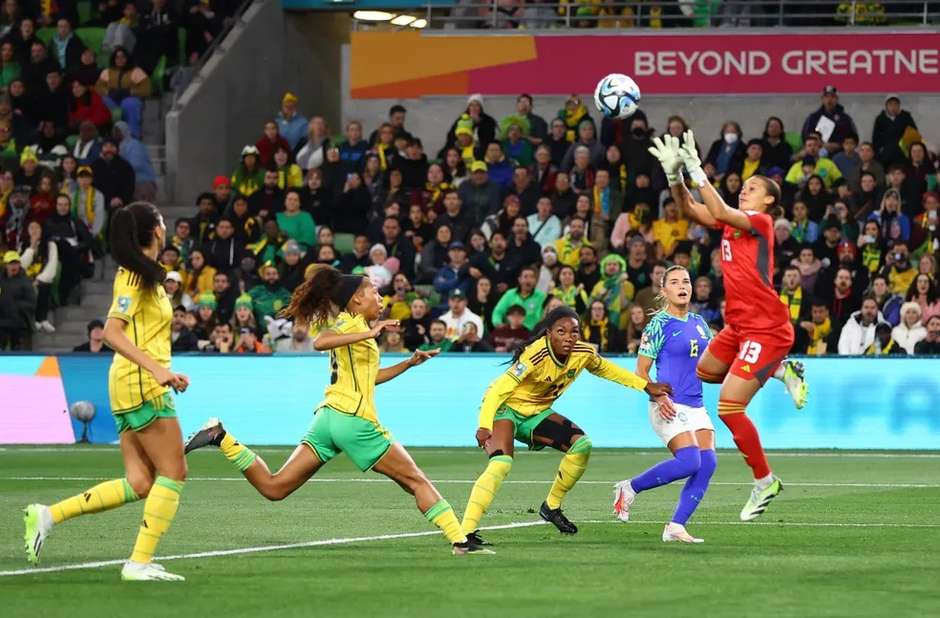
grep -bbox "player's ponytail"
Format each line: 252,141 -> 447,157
508,306 -> 580,364
280,264 -> 364,327
109,202 -> 165,288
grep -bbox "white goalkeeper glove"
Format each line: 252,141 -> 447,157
679,130 -> 709,188
647,134 -> 684,186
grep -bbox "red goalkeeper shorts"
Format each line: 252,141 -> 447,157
707,324 -> 794,384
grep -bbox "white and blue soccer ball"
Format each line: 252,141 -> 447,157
593,73 -> 641,119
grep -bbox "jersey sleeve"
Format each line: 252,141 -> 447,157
744,211 -> 774,238
584,350 -> 648,392
638,316 -> 666,359
477,347 -> 537,430
107,270 -> 143,322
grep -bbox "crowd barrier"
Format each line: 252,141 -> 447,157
1,355 -> 938,449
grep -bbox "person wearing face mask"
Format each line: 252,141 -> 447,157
879,241 -> 915,296
619,111 -> 656,183
704,122 -> 746,182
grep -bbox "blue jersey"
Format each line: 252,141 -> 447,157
638,311 -> 711,408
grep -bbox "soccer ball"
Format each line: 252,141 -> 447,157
593,74 -> 641,119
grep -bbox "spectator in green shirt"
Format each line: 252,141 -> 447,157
275,189 -> 316,252
248,263 -> 292,326
491,266 -> 547,330
418,319 -> 453,353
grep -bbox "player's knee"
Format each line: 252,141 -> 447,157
569,435 -> 592,454
675,447 -> 702,476
699,449 -> 718,476
127,473 -> 153,499
158,458 -> 188,483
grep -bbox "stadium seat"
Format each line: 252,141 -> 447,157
333,233 -> 355,254
784,130 -> 804,152
36,28 -> 54,46
76,27 -> 106,63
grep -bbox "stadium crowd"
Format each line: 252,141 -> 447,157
3,82 -> 940,356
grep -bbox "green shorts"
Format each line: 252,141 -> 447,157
301,406 -> 394,472
493,405 -> 556,451
113,393 -> 176,434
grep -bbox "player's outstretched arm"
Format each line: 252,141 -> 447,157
680,130 -> 752,231
375,349 -> 439,385
314,319 -> 399,351
672,180 -> 718,228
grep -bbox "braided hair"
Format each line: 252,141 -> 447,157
508,305 -> 580,364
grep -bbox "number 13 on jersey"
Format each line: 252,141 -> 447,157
721,239 -> 733,261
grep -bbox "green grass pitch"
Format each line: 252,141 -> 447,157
2,446 -> 939,617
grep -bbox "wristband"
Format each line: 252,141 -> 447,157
687,166 -> 708,188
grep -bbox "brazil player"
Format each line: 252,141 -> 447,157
24,202 -> 191,581
613,265 -> 716,543
185,265 -> 490,555
649,132 -> 809,521
461,306 -> 673,542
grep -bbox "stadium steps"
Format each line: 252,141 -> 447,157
32,257 -> 119,353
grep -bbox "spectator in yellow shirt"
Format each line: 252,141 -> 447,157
785,133 -> 843,188
555,216 -> 592,268
650,198 -> 688,259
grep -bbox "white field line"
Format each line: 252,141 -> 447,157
4,476 -> 940,488
5,517 -> 938,578
0,520 -> 548,578
2,446 -> 940,458
581,519 -> 940,529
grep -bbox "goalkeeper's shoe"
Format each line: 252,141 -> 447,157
452,539 -> 495,555
740,477 -> 784,522
184,417 -> 226,454
612,480 -> 636,522
539,501 -> 578,534
465,530 -> 492,546
23,504 -> 53,565
780,359 -> 809,410
121,561 -> 185,581
662,523 -> 704,544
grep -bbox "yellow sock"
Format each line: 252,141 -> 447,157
424,499 -> 466,544
546,437 -> 592,509
460,455 -> 512,534
49,478 -> 139,524
129,476 -> 183,564
220,431 -> 257,472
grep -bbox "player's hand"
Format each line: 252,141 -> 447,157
647,135 -> 683,185
644,381 -> 673,398
408,348 -> 438,367
369,319 -> 400,337
655,395 -> 677,421
679,131 -> 707,186
475,427 -> 492,448
153,367 -> 189,393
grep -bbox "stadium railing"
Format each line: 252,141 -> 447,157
413,0 -> 940,29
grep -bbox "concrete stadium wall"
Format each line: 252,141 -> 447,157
3,354 -> 939,449
165,2 -> 350,204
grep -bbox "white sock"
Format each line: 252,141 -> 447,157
755,473 -> 775,489
772,360 -> 788,381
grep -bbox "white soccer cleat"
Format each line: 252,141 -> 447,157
779,359 -> 808,410
121,561 -> 185,581
23,504 -> 54,565
662,522 -> 704,544
38,320 -> 56,333
613,480 -> 636,522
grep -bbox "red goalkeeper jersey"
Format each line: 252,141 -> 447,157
718,211 -> 790,333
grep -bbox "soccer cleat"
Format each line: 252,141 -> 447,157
539,501 -> 578,534
465,530 -> 492,546
184,417 -> 226,454
23,504 -> 53,565
452,539 -> 495,555
740,477 -> 784,522
121,561 -> 185,581
662,523 -> 704,544
781,360 -> 809,410
612,480 -> 636,522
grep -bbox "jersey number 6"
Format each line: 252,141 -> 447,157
738,340 -> 762,364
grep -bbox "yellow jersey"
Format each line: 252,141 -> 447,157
107,267 -> 173,413
319,312 -> 381,424
478,336 -> 648,430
